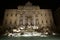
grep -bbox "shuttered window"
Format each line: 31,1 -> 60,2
10,20 -> 12,24
11,14 -> 13,16
46,20 -> 48,23
42,20 -> 43,24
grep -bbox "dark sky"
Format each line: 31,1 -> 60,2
0,0 -> 60,25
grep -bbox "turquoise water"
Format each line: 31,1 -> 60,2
0,35 -> 60,40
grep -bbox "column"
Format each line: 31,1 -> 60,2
28,18 -> 30,25
33,15 -> 36,25
23,15 -> 25,25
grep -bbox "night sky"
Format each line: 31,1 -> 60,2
0,0 -> 60,26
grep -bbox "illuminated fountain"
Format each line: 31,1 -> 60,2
3,1 -> 56,37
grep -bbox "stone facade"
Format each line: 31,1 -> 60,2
3,2 -> 54,33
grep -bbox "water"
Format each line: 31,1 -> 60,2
0,35 -> 60,40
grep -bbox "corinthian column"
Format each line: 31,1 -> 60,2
23,15 -> 25,25
33,14 -> 36,26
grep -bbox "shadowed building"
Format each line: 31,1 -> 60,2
3,2 -> 55,34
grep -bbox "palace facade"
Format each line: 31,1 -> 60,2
3,2 -> 54,34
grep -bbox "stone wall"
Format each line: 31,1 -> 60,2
3,2 -> 54,33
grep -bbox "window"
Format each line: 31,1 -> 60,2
14,21 -> 17,25
10,21 -> 12,24
46,20 -> 48,23
42,20 -> 43,24
11,14 -> 13,16
45,13 -> 46,16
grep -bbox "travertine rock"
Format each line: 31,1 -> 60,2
3,2 -> 54,34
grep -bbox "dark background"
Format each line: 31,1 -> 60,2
0,0 -> 60,32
